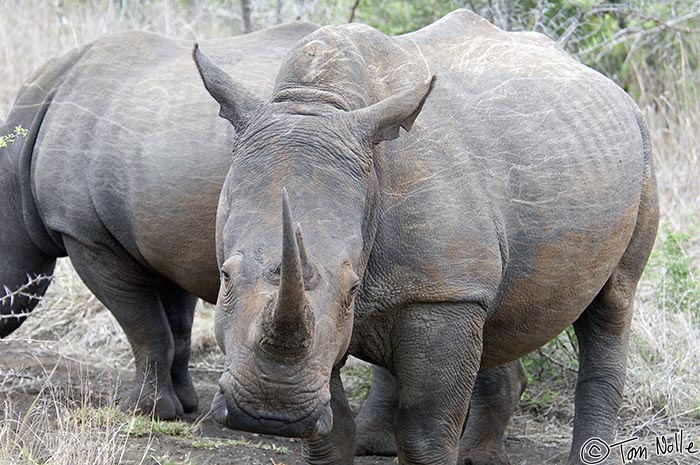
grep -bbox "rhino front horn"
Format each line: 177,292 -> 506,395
258,188 -> 315,359
279,188 -> 306,314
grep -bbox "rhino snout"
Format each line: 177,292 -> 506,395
213,371 -> 331,438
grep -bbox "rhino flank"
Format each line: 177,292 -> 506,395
196,9 -> 659,465
0,22 -> 320,419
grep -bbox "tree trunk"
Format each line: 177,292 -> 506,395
275,0 -> 282,24
241,0 -> 252,34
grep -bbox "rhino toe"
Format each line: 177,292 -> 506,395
119,383 -> 184,420
173,373 -> 198,414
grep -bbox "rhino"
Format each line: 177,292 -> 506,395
0,22 -> 320,418
0,19 -> 524,461
195,9 -> 658,465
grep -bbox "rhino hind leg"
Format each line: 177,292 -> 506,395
568,158 -> 658,465
63,237 -> 185,420
159,281 -> 198,413
354,365 -> 398,456
458,360 -> 527,465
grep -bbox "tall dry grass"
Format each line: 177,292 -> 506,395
0,0 -> 698,458
1,374 -> 154,465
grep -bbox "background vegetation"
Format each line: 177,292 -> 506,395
1,0 -> 699,463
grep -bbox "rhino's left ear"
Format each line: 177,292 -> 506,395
353,75 -> 436,145
193,44 -> 262,132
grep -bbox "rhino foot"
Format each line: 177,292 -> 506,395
355,425 -> 397,456
172,370 -> 198,414
119,382 -> 184,420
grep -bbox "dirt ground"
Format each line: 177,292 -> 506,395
1,338 -> 693,465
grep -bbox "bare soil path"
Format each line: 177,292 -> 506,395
1,338 -> 688,465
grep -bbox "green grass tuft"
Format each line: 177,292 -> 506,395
191,437 -> 290,454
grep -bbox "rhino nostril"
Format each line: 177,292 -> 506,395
211,387 -> 229,426
314,404 -> 333,435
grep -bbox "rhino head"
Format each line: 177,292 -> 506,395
194,44 -> 434,437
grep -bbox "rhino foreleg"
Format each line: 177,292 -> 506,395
392,303 -> 486,465
63,237 -> 186,419
356,361 -> 526,463
303,368 -> 356,465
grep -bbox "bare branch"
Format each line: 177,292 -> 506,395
348,0 -> 360,23
0,274 -> 53,318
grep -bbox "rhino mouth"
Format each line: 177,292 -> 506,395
211,387 -> 333,438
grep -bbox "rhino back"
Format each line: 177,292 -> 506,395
32,24 -> 317,302
348,11 -> 645,358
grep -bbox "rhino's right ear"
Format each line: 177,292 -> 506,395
352,75 -> 436,146
193,44 -> 262,132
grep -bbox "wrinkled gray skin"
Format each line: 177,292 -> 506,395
0,23 -> 321,419
198,9 -> 658,465
356,362 -> 527,465
0,20 -> 520,458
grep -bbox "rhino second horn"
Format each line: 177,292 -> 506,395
260,188 -> 314,359
294,223 -> 316,283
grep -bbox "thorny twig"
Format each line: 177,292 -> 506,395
0,274 -> 52,319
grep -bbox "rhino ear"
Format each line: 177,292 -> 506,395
193,44 -> 262,132
353,75 -> 436,145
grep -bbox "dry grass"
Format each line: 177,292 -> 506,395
8,260 -> 131,367
1,0 -> 699,461
0,350 -> 152,465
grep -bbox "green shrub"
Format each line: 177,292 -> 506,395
646,221 -> 700,318
0,124 -> 28,148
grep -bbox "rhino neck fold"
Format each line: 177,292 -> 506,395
271,88 -> 352,112
357,169 -> 381,279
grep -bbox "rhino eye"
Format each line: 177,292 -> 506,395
343,281 -> 361,309
349,281 -> 361,296
220,268 -> 231,282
